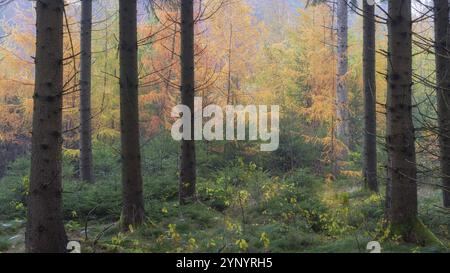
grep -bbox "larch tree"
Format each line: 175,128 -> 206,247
363,0 -> 378,192
119,0 -> 145,229
434,0 -> 450,208
336,0 -> 349,148
179,0 -> 197,205
79,0 -> 93,183
26,0 -> 67,253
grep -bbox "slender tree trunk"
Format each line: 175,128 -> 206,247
224,22 -> 233,160
227,23 -> 233,106
119,0 -> 145,229
434,0 -> 450,208
179,0 -> 197,205
26,0 -> 67,253
386,0 -> 418,236
363,0 -> 378,192
336,0 -> 349,148
79,0 -> 93,183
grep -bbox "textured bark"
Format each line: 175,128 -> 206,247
386,0 -> 418,230
336,0 -> 349,147
79,0 -> 93,183
26,0 -> 67,253
363,1 -> 378,192
179,0 -> 197,205
119,0 -> 145,229
434,0 -> 450,208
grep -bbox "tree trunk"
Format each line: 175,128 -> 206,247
363,0 -> 378,192
434,0 -> 450,208
179,0 -> 197,205
119,0 -> 145,229
26,0 -> 67,253
224,22 -> 234,160
386,0 -> 419,240
336,0 -> 349,148
79,0 -> 93,183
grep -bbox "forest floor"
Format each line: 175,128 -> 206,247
0,151 -> 449,253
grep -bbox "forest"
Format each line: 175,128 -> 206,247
0,0 -> 449,254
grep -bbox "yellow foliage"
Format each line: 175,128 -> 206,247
340,170 -> 362,179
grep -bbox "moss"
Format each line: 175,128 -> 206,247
0,237 -> 11,252
391,218 -> 447,249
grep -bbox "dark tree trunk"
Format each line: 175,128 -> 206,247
179,0 -> 197,205
363,0 -> 378,192
119,0 -> 145,229
434,0 -> 450,208
386,0 -> 419,238
79,0 -> 93,183
26,0 -> 67,253
336,0 -> 349,148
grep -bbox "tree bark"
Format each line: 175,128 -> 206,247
79,0 -> 93,183
386,0 -> 418,236
119,0 -> 145,229
336,0 -> 349,148
179,0 -> 197,205
26,0 -> 67,253
434,0 -> 450,208
363,0 -> 378,192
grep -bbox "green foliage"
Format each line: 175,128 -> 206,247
0,157 -> 30,220
0,135 -> 448,253
0,237 -> 11,252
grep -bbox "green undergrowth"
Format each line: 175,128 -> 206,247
0,139 -> 448,253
